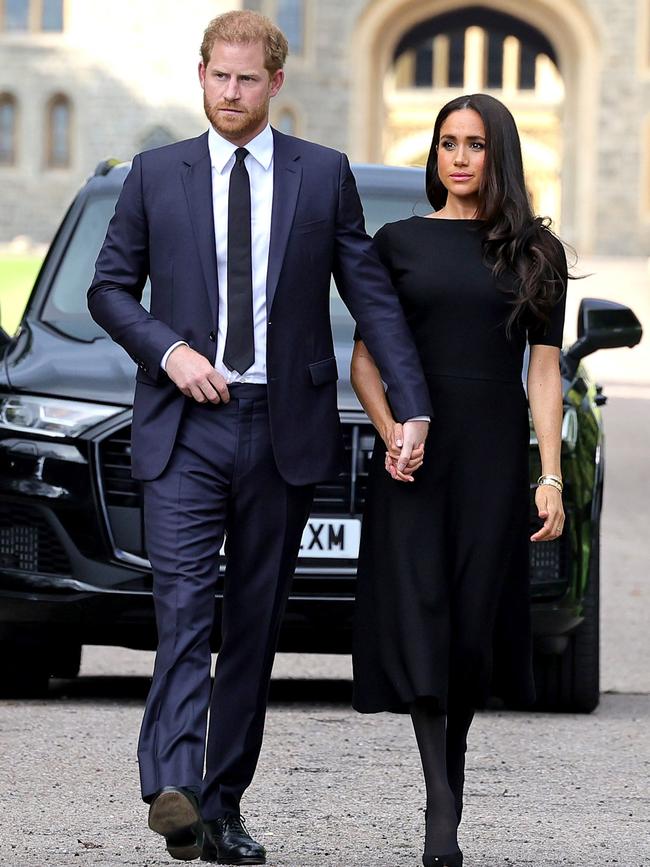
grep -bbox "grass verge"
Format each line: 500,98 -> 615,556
0,257 -> 42,335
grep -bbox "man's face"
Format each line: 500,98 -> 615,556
199,40 -> 284,145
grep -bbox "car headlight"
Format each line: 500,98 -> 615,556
0,395 -> 124,438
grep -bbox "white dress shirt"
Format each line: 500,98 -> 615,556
159,126 -> 429,423
161,124 -> 274,383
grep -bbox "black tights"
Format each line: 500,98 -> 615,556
446,703 -> 475,822
410,699 -> 475,856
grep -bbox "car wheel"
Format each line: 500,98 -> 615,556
533,526 -> 600,714
0,640 -> 51,698
49,641 -> 82,679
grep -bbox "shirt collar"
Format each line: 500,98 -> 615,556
208,123 -> 274,174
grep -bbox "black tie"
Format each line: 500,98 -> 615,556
223,147 -> 254,375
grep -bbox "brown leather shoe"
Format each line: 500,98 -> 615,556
148,786 -> 203,861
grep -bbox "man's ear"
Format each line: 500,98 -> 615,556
198,61 -> 206,89
269,68 -> 285,98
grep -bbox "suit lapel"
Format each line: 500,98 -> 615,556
180,132 -> 218,326
267,129 -> 302,313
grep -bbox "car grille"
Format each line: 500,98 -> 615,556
0,503 -> 71,574
99,428 -> 140,507
312,423 -> 376,515
97,420 -> 376,561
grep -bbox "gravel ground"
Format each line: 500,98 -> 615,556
1,667 -> 648,867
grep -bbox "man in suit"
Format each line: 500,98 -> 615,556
88,10 -> 431,865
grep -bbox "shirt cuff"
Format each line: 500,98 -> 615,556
406,416 -> 431,423
160,340 -> 188,370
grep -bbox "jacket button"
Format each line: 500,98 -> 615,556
209,331 -> 216,341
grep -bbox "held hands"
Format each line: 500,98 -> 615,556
531,484 -> 564,541
165,344 -> 230,404
382,420 -> 428,483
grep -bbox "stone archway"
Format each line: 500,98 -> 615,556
350,0 -> 601,251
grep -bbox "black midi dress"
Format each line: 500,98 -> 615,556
352,217 -> 567,713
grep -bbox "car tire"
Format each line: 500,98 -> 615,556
0,640 -> 51,698
49,641 -> 82,679
533,526 -> 600,714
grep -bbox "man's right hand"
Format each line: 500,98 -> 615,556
165,345 -> 230,404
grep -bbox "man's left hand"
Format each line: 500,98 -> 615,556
396,419 -> 429,473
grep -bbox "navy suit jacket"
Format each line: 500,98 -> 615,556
88,129 -> 432,483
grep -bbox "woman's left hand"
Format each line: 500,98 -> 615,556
531,484 -> 565,541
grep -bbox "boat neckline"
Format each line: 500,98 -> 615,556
412,215 -> 485,222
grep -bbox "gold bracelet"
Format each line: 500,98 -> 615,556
537,475 -> 563,493
538,473 -> 562,485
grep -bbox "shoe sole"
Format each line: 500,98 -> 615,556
203,859 -> 265,865
200,849 -> 265,865
148,791 -> 202,861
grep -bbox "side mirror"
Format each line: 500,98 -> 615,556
564,298 -> 642,377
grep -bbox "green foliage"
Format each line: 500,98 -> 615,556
0,258 -> 42,335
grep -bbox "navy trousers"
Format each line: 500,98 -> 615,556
137,385 -> 314,819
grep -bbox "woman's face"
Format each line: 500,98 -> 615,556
436,109 -> 486,201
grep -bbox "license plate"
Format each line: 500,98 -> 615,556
299,517 -> 360,559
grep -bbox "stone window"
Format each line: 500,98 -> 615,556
46,94 -> 71,168
1,0 -> 63,32
0,94 -> 17,165
3,0 -> 29,30
276,0 -> 303,55
275,106 -> 297,135
41,0 -> 63,31
140,126 -> 175,151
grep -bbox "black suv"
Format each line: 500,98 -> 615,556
0,160 -> 642,711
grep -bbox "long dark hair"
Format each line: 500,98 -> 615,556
426,93 -> 566,334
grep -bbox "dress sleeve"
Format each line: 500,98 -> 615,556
353,223 -> 392,342
527,237 -> 568,348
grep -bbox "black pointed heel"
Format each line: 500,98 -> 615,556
422,851 -> 463,867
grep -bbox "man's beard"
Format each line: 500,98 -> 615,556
204,93 -> 268,141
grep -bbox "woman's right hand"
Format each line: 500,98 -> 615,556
381,422 -> 425,483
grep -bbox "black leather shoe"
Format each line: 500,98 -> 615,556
201,815 -> 266,865
148,786 -> 203,861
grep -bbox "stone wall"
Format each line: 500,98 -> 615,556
0,0 -> 235,243
1,0 -> 649,255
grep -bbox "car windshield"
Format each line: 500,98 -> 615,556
38,183 -> 429,342
39,194 -> 151,340
330,190 -> 429,344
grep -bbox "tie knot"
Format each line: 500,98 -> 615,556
234,147 -> 248,164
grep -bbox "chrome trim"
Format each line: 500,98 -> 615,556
92,414 -> 147,570
339,410 -> 368,425
349,424 -> 359,514
114,548 -> 150,569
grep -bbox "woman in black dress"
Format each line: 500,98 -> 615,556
351,93 -> 567,867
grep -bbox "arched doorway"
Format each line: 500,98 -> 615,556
351,0 -> 600,251
385,8 -> 564,223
